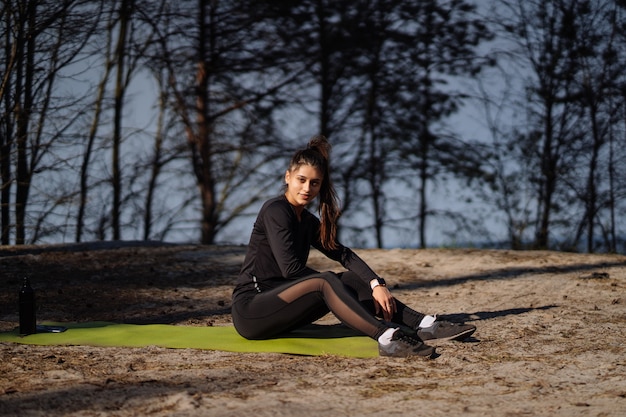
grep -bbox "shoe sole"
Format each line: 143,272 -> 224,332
378,342 -> 437,359
419,327 -> 476,343
379,347 -> 436,359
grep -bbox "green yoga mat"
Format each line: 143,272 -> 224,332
0,322 -> 378,358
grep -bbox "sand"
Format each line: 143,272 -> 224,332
1,243 -> 625,416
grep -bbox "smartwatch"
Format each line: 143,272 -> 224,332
370,278 -> 387,290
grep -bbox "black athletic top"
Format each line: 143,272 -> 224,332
232,195 -> 380,301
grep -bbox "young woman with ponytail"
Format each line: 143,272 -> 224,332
231,135 -> 475,358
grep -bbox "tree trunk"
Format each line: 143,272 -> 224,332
535,102 -> 556,250
15,0 -> 37,245
195,0 -> 216,244
0,126 -> 10,245
111,0 -> 133,240
144,72 -> 167,240
77,62 -> 112,242
418,138 -> 428,249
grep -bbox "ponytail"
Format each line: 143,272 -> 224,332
287,135 -> 340,250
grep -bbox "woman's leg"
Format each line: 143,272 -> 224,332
339,271 -> 426,330
339,271 -> 476,342
232,272 -> 389,340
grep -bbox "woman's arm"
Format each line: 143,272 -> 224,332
314,236 -> 397,321
314,241 -> 380,283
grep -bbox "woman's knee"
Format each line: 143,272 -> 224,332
339,271 -> 371,300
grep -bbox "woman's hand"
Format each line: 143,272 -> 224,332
372,285 -> 396,322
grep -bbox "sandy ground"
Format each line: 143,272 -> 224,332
1,242 -> 625,416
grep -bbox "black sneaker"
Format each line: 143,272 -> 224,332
378,330 -> 436,358
417,321 -> 476,342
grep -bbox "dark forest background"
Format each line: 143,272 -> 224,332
2,0 -> 625,253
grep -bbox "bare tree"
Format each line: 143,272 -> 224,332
493,0 -> 589,249
387,0 -> 492,248
76,3 -> 114,243
567,0 -> 626,252
489,0 -> 626,252
0,0 -> 101,244
149,0 -> 306,244
110,0 -> 134,240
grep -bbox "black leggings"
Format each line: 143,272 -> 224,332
232,271 -> 425,340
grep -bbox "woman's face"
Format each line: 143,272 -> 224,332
285,164 -> 323,209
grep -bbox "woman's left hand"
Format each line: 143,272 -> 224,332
372,285 -> 396,322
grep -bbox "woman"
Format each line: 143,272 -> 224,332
231,135 -> 475,358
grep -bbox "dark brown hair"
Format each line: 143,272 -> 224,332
287,135 -> 340,250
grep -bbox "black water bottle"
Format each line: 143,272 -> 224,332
19,277 -> 37,335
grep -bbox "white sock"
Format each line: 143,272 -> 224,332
418,314 -> 437,329
377,327 -> 399,345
